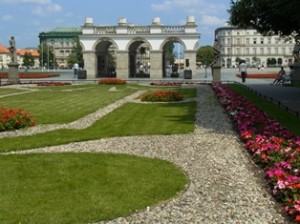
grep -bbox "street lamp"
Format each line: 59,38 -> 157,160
51,39 -> 55,70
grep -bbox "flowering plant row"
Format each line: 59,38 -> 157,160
140,90 -> 183,102
98,78 -> 126,85
236,73 -> 277,79
211,83 -> 300,222
0,73 -> 59,79
0,107 -> 36,132
150,81 -> 207,86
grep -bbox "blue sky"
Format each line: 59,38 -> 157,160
0,0 -> 231,48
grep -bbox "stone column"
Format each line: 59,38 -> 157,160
83,51 -> 97,79
116,51 -> 129,79
150,50 -> 163,79
184,50 -> 197,79
212,63 -> 222,82
8,62 -> 20,84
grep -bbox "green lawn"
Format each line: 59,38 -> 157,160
0,101 -> 196,152
0,83 -> 196,223
0,84 -> 137,124
0,153 -> 187,224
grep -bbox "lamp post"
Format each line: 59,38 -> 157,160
51,40 -> 55,70
41,42 -> 44,71
47,43 -> 49,71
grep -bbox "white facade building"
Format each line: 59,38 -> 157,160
215,26 -> 295,68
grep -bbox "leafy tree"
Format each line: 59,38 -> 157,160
38,43 -> 55,69
196,45 -> 214,67
165,42 -> 175,65
67,37 -> 84,68
228,0 -> 300,43
22,52 -> 35,67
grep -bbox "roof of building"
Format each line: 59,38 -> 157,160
0,44 -> 9,53
51,27 -> 82,32
16,49 -> 39,57
0,44 -> 39,57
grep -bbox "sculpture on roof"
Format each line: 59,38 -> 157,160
9,36 -> 17,63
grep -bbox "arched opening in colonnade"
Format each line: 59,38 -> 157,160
162,39 -> 186,78
95,40 -> 117,78
128,40 -> 151,78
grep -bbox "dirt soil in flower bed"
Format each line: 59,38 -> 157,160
0,73 -> 59,79
236,73 -> 277,79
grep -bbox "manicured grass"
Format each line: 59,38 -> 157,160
227,83 -> 300,135
0,84 -> 137,124
1,101 -> 196,152
0,87 -> 28,95
0,153 -> 187,224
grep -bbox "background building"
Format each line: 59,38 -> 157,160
0,44 -> 39,69
215,26 -> 295,68
38,27 -> 82,68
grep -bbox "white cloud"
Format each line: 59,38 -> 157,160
200,15 -> 226,26
0,0 -> 51,4
151,0 -> 201,11
0,0 -> 62,16
1,15 -> 13,21
32,3 -> 62,16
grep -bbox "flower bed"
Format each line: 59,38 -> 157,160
0,107 -> 36,131
211,83 -> 300,222
150,81 -> 207,86
140,90 -> 183,102
236,73 -> 277,79
98,78 -> 126,85
0,73 -> 59,79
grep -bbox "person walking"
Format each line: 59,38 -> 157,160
239,60 -> 247,83
73,63 -> 79,78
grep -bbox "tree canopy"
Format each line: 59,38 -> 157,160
196,46 -> 214,67
228,0 -> 300,42
22,52 -> 35,67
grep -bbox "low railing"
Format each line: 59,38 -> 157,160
92,25 -> 186,35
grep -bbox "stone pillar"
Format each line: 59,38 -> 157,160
8,62 -> 20,84
184,50 -> 197,79
212,63 -> 222,82
83,51 -> 97,79
116,51 -> 129,79
150,50 -> 163,79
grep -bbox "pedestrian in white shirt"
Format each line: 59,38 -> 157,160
239,60 -> 247,83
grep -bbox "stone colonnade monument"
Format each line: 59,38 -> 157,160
79,16 -> 200,79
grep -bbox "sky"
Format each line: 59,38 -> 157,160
0,0 -> 231,49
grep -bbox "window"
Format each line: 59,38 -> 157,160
253,38 -> 257,44
260,38 -> 264,44
237,32 -> 240,35
268,38 -> 271,44
236,38 -> 240,44
274,48 -> 278,54
282,47 -> 286,54
246,38 -> 250,44
245,48 -> 250,54
267,48 -> 271,54
260,48 -> 264,54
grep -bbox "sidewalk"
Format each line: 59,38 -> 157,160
244,83 -> 300,115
